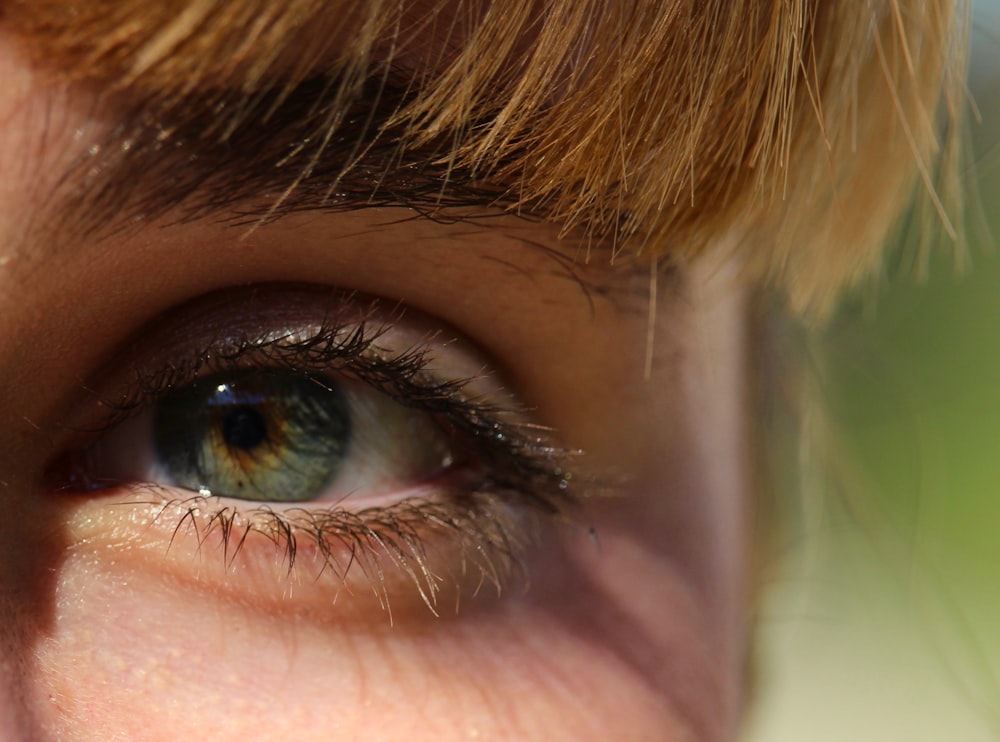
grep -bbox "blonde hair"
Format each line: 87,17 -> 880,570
8,0 -> 967,316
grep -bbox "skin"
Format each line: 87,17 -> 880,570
0,17 -> 750,742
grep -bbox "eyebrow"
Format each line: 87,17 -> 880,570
13,0 -> 635,257
36,65 -> 640,309
49,72 -> 523,240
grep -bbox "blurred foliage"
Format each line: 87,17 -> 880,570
745,10 -> 1000,741
825,10 -> 1000,602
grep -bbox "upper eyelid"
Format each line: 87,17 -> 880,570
77,290 -> 502,433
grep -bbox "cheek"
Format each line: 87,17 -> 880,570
29,523 -> 723,742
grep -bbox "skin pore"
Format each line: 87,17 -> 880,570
0,17 -> 749,741
0,0 -> 961,739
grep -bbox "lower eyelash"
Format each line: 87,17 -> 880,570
126,484 -> 542,617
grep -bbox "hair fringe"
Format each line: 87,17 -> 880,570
6,0 -> 969,318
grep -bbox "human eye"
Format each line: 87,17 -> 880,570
45,284 -> 578,614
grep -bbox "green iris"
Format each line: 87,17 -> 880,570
153,369 -> 352,502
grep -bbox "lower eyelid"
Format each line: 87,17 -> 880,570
58,486 -> 537,621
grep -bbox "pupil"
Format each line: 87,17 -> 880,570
222,406 -> 268,451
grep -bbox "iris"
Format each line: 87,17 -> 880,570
154,369 -> 351,501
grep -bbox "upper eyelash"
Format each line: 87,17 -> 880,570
87,317 -> 580,513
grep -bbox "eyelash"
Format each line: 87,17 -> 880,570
51,301 -> 582,613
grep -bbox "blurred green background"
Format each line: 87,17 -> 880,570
746,5 -> 1000,740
